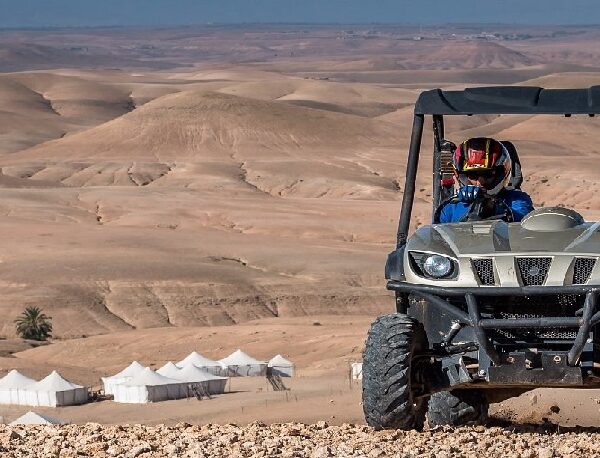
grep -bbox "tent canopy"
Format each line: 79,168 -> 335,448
0,370 -> 37,388
176,351 -> 221,368
157,362 -> 181,379
177,364 -> 227,383
219,349 -> 266,366
123,368 -> 181,387
110,361 -> 146,378
9,411 -> 64,425
26,371 -> 83,391
268,354 -> 293,367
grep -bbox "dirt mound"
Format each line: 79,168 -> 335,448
10,91 -> 399,163
1,423 -> 598,457
426,41 -> 536,69
10,72 -> 133,122
0,73 -> 134,154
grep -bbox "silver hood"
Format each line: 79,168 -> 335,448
404,208 -> 600,287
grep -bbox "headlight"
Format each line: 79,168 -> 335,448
409,252 -> 456,279
423,255 -> 452,278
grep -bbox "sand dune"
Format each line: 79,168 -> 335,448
424,41 -> 537,69
0,31 -> 599,342
518,71 -> 600,88
2,62 -> 600,340
218,79 -> 416,117
0,72 -> 134,154
1,26 -> 600,430
9,91 -> 400,162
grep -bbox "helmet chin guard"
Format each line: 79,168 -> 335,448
483,163 -> 512,196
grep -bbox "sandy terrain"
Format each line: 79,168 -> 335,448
1,24 -> 600,440
1,316 -> 599,430
4,422 -> 600,458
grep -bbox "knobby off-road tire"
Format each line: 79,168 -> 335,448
362,313 -> 427,430
427,390 -> 489,427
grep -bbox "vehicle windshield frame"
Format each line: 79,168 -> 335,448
395,86 -> 600,248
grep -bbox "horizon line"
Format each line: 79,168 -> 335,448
3,22 -> 600,32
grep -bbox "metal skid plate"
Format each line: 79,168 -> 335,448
488,352 -> 583,386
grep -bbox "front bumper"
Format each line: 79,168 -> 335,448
388,281 -> 600,386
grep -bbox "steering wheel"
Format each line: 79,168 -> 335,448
434,195 -> 514,223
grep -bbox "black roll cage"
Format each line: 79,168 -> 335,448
396,85 -> 600,248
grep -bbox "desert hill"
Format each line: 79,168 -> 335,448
353,44 -> 533,71
1,31 -> 600,342
218,79 -> 416,117
424,41 -> 536,69
0,72 -> 134,154
2,89 -> 405,200
2,25 -> 600,430
9,91 -> 400,162
0,73 -> 413,338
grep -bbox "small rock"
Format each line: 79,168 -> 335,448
538,447 -> 554,458
284,426 -> 301,436
227,434 -> 239,444
311,446 -> 333,458
9,430 -> 22,441
549,405 -> 560,414
128,445 -> 151,457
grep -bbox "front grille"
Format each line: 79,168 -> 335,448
573,257 -> 596,285
472,259 -> 495,285
517,257 -> 552,286
537,329 -> 578,339
479,294 -> 584,343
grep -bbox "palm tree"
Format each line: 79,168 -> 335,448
14,306 -> 53,341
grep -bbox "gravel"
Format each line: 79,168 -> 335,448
1,422 -> 599,457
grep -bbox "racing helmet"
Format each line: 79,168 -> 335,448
453,137 -> 512,196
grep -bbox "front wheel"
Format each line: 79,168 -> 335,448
427,390 -> 489,427
362,313 -> 428,430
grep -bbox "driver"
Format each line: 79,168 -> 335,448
438,137 -> 534,223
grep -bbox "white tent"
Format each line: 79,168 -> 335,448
219,349 -> 267,376
157,362 -> 182,379
102,361 -> 147,395
0,370 -> 37,405
113,368 -> 187,404
268,354 -> 294,377
351,362 -> 363,380
23,371 -> 88,407
176,352 -> 224,375
9,411 -> 64,425
176,364 -> 228,394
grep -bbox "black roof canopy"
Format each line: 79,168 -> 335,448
415,86 -> 600,115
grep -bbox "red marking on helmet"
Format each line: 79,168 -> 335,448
466,149 -> 487,168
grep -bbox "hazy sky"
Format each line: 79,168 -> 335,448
1,0 -> 599,28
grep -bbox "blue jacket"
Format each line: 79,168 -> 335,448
439,189 -> 534,223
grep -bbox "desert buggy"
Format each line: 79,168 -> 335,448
362,86 -> 600,429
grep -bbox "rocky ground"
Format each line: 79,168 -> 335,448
1,422 -> 599,458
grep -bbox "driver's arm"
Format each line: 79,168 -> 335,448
438,202 -> 468,223
509,192 -> 534,222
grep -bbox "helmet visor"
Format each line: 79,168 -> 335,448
462,169 -> 497,180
